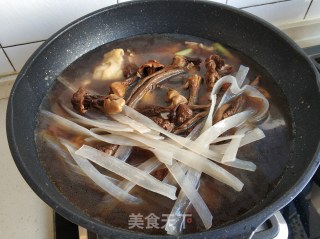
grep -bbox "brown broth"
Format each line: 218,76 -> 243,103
35,34 -> 292,235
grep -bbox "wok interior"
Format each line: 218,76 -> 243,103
8,1 -> 320,237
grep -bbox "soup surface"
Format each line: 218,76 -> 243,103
35,34 -> 292,235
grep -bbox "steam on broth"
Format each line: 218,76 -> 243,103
35,34 -> 291,235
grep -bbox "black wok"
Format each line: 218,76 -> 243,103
6,1 -> 320,238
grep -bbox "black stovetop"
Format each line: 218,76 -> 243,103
304,45 -> 320,72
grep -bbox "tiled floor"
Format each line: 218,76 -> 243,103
0,98 -> 54,239
3,42 -> 44,72
0,49 -> 14,74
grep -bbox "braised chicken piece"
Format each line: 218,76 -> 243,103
92,48 -> 124,81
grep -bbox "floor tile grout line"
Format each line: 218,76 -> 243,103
304,0 -> 314,20
240,0 -> 291,9
1,47 -> 17,72
3,39 -> 46,49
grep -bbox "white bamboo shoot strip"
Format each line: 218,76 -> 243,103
223,159 -> 256,171
57,76 -> 100,95
42,134 -> 88,178
221,128 -> 249,163
196,111 -> 252,146
165,73 -> 265,234
57,76 -> 79,93
89,130 -> 172,164
202,94 -> 217,133
216,67 -> 249,115
112,132 -> 243,191
165,124 -> 203,235
103,157 -> 163,205
113,145 -> 132,162
211,75 -> 269,120
210,128 -> 258,171
148,148 -> 173,165
143,133 -> 165,140
111,113 -> 151,134
212,134 -> 245,143
235,65 -> 249,87
166,161 -> 212,229
123,105 -> 251,164
165,166 -> 201,235
89,131 -> 144,147
75,145 -> 177,200
115,157 -> 163,192
44,134 -> 122,183
62,142 -> 141,204
41,110 -> 91,136
123,105 -> 189,144
210,127 -> 265,152
240,127 -> 265,146
123,105 -> 221,161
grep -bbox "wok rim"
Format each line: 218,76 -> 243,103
6,0 -> 320,238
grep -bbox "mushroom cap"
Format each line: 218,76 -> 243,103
167,89 -> 188,106
110,82 -> 128,97
176,104 -> 193,124
71,87 -> 88,114
188,74 -> 202,88
137,60 -> 164,78
103,94 -> 126,115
